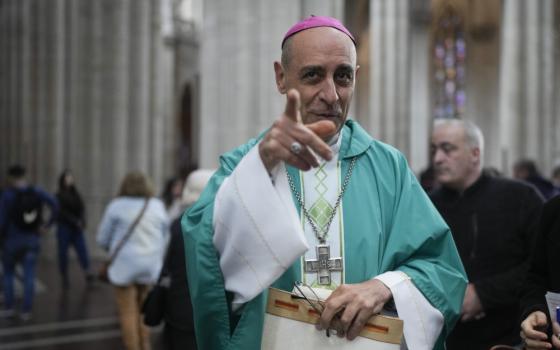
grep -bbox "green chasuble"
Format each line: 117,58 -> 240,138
182,120 -> 467,350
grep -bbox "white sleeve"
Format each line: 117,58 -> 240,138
375,271 -> 444,350
213,145 -> 309,311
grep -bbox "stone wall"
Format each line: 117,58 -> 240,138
0,0 -> 178,257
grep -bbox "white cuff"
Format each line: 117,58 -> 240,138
375,271 -> 444,350
213,146 -> 308,309
374,271 -> 410,289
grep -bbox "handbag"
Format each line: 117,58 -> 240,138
142,273 -> 169,326
142,237 -> 173,327
97,199 -> 149,283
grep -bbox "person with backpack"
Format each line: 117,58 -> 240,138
0,165 -> 57,320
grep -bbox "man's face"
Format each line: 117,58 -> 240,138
64,174 -> 75,186
274,27 -> 358,133
430,124 -> 480,191
512,166 -> 528,180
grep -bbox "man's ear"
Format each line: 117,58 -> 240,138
472,147 -> 481,165
274,61 -> 287,94
353,65 -> 360,86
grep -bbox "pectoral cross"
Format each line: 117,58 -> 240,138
304,244 -> 343,285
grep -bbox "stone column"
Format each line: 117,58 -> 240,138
461,0 -> 501,170
11,1 -> 24,172
67,0 -> 97,208
150,0 -> 175,187
52,0 -> 66,179
199,0 -> 344,168
498,0 -> 557,175
369,0 -> 412,161
7,1 -> 22,173
498,0 -> 521,173
554,3 -> 560,171
0,2 -> 6,174
34,0 -> 65,189
200,0 -> 294,168
302,0 -> 344,18
535,0 -> 556,175
409,1 -> 431,173
0,0 -> 177,257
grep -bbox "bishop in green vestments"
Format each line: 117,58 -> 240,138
182,16 -> 467,350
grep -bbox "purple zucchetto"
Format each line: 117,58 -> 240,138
281,15 -> 356,48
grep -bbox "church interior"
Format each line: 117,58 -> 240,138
0,0 -> 559,255
0,1 -> 559,349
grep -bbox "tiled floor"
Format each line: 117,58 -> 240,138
0,257 -> 163,349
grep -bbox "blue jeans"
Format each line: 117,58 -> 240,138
2,238 -> 39,313
56,223 -> 90,277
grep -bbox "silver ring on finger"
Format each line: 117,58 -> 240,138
290,141 -> 302,155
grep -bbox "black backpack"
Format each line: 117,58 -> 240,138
11,188 -> 43,231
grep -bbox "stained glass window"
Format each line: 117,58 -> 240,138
433,6 -> 466,119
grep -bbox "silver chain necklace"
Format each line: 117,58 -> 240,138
286,156 -> 358,244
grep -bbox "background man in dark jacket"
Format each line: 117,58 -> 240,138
429,119 -> 544,350
0,165 -> 57,320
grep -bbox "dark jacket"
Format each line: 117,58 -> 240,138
430,173 -> 544,350
55,187 -> 85,230
519,196 -> 560,332
524,175 -> 560,201
162,217 -> 196,349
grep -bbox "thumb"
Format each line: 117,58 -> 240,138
534,311 -> 549,327
307,120 -> 337,139
284,89 -> 301,123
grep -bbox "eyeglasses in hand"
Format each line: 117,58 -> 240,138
291,281 -> 343,338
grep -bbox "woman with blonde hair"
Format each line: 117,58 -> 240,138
97,171 -> 169,350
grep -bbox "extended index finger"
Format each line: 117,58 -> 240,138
284,89 -> 301,123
